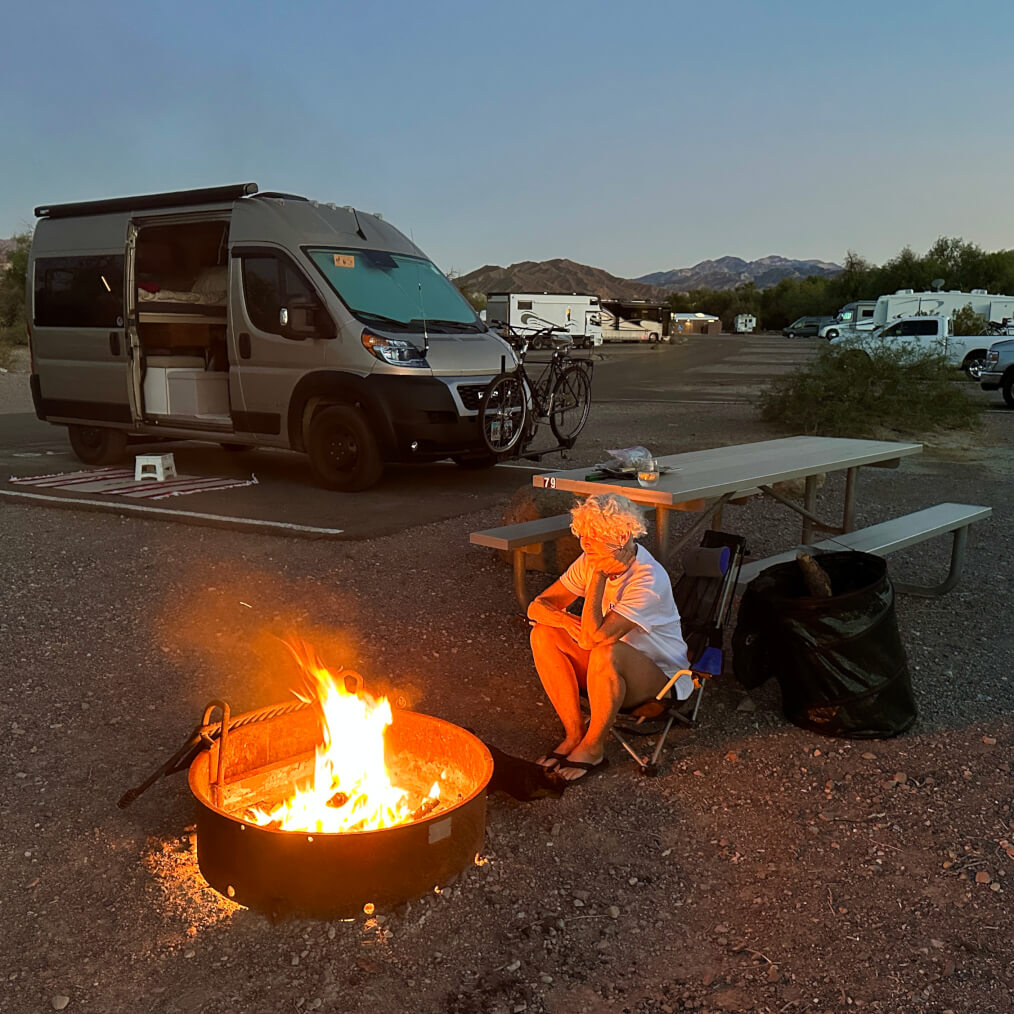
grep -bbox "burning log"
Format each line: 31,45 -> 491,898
410,795 -> 440,822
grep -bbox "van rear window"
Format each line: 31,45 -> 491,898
35,255 -> 124,328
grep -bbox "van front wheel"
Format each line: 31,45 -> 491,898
307,406 -> 384,491
68,425 -> 128,466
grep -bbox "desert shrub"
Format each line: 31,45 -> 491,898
0,324 -> 22,370
758,337 -> 982,437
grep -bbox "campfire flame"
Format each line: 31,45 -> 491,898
245,639 -> 439,833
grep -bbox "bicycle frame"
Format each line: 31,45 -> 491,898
489,326 -> 593,460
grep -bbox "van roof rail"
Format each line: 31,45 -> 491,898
34,182 -> 259,219
253,191 -> 310,202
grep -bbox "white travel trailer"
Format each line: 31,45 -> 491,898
871,289 -> 1014,327
733,313 -> 756,333
484,292 -> 602,347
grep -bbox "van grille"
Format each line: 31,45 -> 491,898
457,384 -> 486,412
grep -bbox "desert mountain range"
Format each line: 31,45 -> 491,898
458,255 -> 841,301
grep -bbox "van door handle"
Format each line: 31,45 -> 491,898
238,332 -> 251,359
109,332 -> 120,356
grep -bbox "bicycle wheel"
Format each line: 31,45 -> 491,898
549,365 -> 591,443
479,373 -> 527,455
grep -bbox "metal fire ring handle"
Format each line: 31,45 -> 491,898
201,700 -> 231,806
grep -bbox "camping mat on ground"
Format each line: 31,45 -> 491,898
8,467 -> 258,500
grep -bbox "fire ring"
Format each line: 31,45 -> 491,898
188,699 -> 494,920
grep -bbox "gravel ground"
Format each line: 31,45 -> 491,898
2,362 -> 1013,1014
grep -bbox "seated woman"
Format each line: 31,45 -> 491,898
528,493 -> 690,782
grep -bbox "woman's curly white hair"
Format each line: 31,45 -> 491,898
569,493 -> 646,546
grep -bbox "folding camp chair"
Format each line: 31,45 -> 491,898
610,530 -> 745,776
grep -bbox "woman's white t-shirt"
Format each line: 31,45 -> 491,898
560,544 -> 693,699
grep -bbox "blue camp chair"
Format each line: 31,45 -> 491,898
610,530 -> 745,775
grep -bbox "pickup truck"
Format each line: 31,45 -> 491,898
831,314 -> 991,376
978,337 -> 1014,406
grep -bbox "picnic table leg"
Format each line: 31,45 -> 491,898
893,526 -> 970,598
655,507 -> 670,559
801,475 -> 818,545
512,549 -> 531,609
842,467 -> 858,533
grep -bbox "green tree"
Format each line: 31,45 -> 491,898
0,232 -> 31,333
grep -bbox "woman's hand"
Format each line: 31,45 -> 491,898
593,540 -> 636,577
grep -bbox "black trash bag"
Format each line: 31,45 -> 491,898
733,551 -> 916,738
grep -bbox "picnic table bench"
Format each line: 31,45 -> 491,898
736,502 -> 992,597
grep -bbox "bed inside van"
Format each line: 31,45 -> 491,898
134,221 -> 232,424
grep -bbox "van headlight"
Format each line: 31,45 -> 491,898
361,330 -> 429,368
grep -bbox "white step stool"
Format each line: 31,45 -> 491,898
134,453 -> 178,482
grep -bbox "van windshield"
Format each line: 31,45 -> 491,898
307,248 -> 481,332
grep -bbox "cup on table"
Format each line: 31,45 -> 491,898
636,456 -> 660,488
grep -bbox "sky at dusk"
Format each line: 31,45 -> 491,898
3,0 -> 1014,279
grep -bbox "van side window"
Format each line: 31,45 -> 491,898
35,255 -> 124,327
881,322 -> 902,337
242,255 -> 328,338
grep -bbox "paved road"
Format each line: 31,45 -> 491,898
592,333 -> 818,404
0,335 -> 817,537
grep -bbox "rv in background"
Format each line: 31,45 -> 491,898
733,313 -> 757,334
818,300 -> 877,340
484,292 -> 602,347
870,288 -> 1014,327
599,299 -> 672,342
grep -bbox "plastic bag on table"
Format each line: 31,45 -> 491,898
599,446 -> 653,476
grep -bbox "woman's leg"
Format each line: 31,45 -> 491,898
530,623 -> 590,760
561,642 -> 666,776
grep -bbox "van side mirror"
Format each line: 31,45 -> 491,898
280,300 -> 335,340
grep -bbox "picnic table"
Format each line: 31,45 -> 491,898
532,436 -> 923,560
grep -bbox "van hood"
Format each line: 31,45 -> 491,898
414,330 -> 518,376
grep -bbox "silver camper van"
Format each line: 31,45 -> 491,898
27,183 -> 515,490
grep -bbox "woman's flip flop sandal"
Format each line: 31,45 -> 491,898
557,758 -> 610,782
535,750 -> 571,770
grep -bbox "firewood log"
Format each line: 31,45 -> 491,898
796,551 -> 833,597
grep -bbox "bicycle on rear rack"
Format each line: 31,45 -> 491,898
478,325 -> 594,460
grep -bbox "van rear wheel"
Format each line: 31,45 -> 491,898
67,425 -> 128,466
307,405 -> 383,491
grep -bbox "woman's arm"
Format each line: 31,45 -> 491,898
527,579 -> 580,638
576,571 -> 640,648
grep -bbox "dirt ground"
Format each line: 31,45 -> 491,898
2,362 -> 1013,1014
